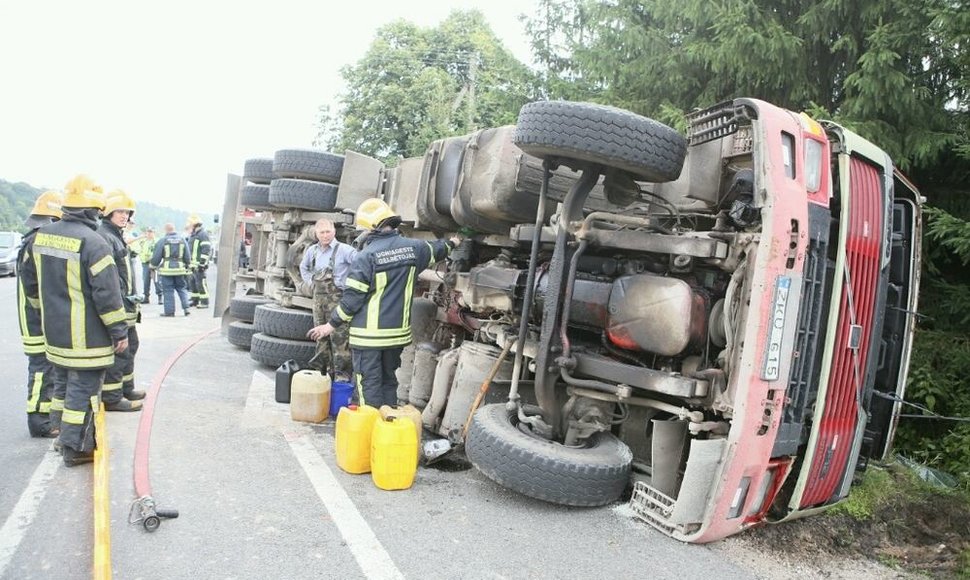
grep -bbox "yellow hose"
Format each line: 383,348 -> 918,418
94,403 -> 112,580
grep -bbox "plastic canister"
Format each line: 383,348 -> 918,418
290,370 -> 331,423
275,359 -> 301,404
371,417 -> 418,490
335,405 -> 381,474
330,381 -> 354,418
380,404 -> 422,458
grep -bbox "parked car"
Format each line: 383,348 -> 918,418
0,231 -> 24,277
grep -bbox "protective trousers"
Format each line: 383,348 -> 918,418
351,347 -> 402,408
25,353 -> 54,437
142,263 -> 160,302
310,269 -> 351,378
102,326 -> 140,404
49,365 -> 67,433
190,267 -> 209,306
59,368 -> 105,453
160,275 -> 192,315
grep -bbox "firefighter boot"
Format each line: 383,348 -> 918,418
63,446 -> 95,467
104,399 -> 143,412
125,390 -> 146,401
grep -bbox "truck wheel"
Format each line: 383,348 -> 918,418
243,158 -> 274,184
253,304 -> 315,341
229,295 -> 274,323
249,333 -> 317,368
240,184 -> 272,210
273,149 -> 345,183
466,404 -> 633,507
269,179 -> 338,211
226,321 -> 257,350
513,101 -> 687,182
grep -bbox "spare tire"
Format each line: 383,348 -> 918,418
249,333 -> 317,368
240,184 -> 271,210
466,404 -> 632,507
273,149 -> 345,183
244,158 -> 275,184
226,321 -> 257,350
229,295 -> 274,323
513,101 -> 687,182
270,179 -> 338,211
253,303 -> 315,340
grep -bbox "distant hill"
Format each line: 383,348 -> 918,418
0,178 -> 195,234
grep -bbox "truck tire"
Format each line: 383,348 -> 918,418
513,101 -> 687,183
244,158 -> 275,184
466,404 -> 633,507
240,184 -> 272,210
249,333 -> 317,368
253,304 -> 315,340
229,295 -> 274,323
269,179 -> 338,211
227,321 -> 257,350
273,149 -> 345,183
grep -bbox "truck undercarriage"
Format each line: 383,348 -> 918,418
218,97 -> 922,543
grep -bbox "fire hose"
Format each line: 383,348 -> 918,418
129,327 -> 219,532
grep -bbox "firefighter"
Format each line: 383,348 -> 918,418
151,222 -> 193,316
186,215 -> 211,308
307,199 -> 460,408
21,175 -> 129,467
98,190 -> 146,411
17,190 -> 63,438
137,227 -> 161,303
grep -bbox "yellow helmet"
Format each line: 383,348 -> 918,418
62,174 -> 106,210
105,189 -> 136,217
355,198 -> 399,230
31,190 -> 63,219
187,214 -> 202,227
25,190 -> 63,228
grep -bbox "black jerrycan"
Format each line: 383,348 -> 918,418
275,359 -> 302,404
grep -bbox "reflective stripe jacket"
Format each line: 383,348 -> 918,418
137,236 -> 157,264
98,221 -> 139,327
151,232 -> 190,276
189,227 -> 211,267
16,229 -> 44,355
329,230 -> 452,349
21,210 -> 128,369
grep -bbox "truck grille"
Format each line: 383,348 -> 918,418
800,158 -> 884,507
772,208 -> 831,457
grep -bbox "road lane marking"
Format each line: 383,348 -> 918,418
241,371 -> 290,428
286,431 -> 405,580
0,447 -> 61,576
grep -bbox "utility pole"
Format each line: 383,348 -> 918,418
467,51 -> 478,131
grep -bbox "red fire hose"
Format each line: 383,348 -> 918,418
130,327 -> 219,532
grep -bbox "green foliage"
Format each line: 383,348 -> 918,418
320,10 -> 540,163
0,179 -> 44,232
0,178 -> 192,236
830,468 -> 895,520
525,0 -> 970,178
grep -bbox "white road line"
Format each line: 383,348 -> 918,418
286,432 -> 405,580
0,448 -> 61,576
241,371 -> 290,428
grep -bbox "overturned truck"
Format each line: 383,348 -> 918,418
219,98 -> 922,543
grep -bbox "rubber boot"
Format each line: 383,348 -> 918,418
63,446 -> 94,467
125,390 -> 147,401
104,399 -> 143,412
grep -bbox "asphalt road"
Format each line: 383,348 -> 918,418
0,267 -> 765,580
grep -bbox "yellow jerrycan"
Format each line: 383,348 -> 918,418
335,405 -> 381,474
380,404 -> 422,455
371,416 -> 418,491
290,370 -> 331,423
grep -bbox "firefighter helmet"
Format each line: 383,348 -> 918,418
187,214 -> 202,227
355,198 -> 399,230
104,190 -> 136,217
24,191 -> 63,228
62,175 -> 106,210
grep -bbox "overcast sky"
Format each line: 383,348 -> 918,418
0,0 -> 536,216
